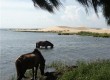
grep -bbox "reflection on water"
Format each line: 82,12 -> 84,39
0,30 -> 110,80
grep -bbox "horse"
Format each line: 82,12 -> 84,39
15,48 -> 45,80
36,41 -> 54,49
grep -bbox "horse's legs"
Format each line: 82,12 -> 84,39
23,75 -> 27,78
17,71 -> 25,80
22,70 -> 28,78
45,46 -> 47,49
40,63 -> 45,75
31,67 -> 34,80
36,43 -> 40,48
37,45 -> 40,48
51,45 -> 53,48
17,75 -> 23,80
35,64 -> 39,79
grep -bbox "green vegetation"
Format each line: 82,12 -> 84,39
10,59 -> 110,80
77,31 -> 110,38
58,31 -> 110,38
58,59 -> 110,80
58,33 -> 76,35
46,60 -> 110,80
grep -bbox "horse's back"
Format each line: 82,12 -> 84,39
16,53 -> 41,69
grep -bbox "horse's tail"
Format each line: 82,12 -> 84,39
40,59 -> 45,75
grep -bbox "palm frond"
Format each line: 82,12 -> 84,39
77,0 -> 110,25
31,0 -> 110,25
32,0 -> 61,13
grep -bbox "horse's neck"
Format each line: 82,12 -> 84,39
34,52 -> 45,60
32,50 -> 45,59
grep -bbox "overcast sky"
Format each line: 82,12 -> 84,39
0,0 -> 109,28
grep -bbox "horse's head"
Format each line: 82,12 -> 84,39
33,48 -> 41,54
45,40 -> 49,43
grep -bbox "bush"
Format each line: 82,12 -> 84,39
58,31 -> 110,38
59,59 -> 110,80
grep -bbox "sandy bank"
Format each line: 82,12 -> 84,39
37,26 -> 110,34
12,26 -> 110,33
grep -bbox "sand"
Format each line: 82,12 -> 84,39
37,26 -> 110,33
13,26 -> 110,33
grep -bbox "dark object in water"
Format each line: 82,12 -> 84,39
15,48 -> 45,80
36,40 -> 54,49
44,72 -> 62,80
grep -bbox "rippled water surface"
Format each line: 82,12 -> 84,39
0,30 -> 110,80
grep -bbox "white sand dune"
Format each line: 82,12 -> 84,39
37,26 -> 74,32
37,26 -> 110,33
13,26 -> 110,33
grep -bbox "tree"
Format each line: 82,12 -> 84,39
32,0 -> 61,13
77,0 -> 110,25
32,0 -> 110,25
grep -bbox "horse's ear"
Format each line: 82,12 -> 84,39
34,48 -> 37,50
33,48 -> 40,53
33,48 -> 37,53
34,48 -> 38,51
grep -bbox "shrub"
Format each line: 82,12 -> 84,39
59,59 -> 110,80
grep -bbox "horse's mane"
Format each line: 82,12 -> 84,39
33,49 -> 45,62
45,41 -> 52,44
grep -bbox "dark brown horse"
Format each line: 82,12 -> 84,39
36,41 -> 54,49
15,49 -> 45,80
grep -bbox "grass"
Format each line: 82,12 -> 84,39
58,33 -> 75,35
58,31 -> 110,38
58,59 -> 110,80
10,59 -> 110,80
77,31 -> 110,38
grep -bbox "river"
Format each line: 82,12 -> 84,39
0,29 -> 110,80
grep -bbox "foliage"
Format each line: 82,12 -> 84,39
58,31 -> 110,38
76,31 -> 110,38
77,0 -> 110,25
10,59 -> 110,80
58,33 -> 75,35
31,0 -> 110,25
58,59 -> 110,80
32,0 -> 61,13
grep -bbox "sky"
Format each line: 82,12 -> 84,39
0,0 -> 109,28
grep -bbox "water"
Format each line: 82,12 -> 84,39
0,29 -> 110,80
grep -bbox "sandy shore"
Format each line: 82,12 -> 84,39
37,26 -> 110,33
12,26 -> 110,33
